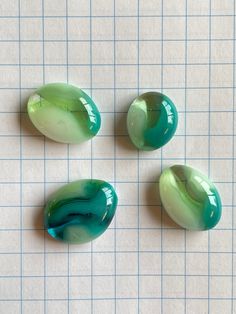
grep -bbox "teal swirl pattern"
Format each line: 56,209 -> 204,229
44,179 -> 118,244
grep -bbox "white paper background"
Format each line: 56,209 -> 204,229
0,0 -> 235,313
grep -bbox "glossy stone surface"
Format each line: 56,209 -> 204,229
44,179 -> 118,244
127,92 -> 178,150
27,83 -> 101,144
159,165 -> 222,230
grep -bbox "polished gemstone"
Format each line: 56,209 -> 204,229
127,92 -> 178,150
27,83 -> 101,144
44,179 -> 118,244
159,165 -> 222,230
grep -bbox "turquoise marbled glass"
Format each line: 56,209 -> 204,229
127,92 -> 178,150
27,83 -> 101,144
159,165 -> 222,230
44,179 -> 118,244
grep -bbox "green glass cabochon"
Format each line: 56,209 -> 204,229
27,83 -> 101,144
127,92 -> 178,151
44,179 -> 118,244
159,165 -> 222,230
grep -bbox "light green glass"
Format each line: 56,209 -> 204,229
45,179 -> 118,244
127,92 -> 178,150
159,165 -> 222,230
27,83 -> 101,144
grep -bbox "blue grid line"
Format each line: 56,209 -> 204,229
208,0 -> 212,311
113,0 -> 117,313
137,0 -> 140,312
89,1 -> 94,312
17,0 -> 22,313
184,0 -> 188,312
65,0 -> 70,312
160,0 -> 164,312
0,14 -> 235,18
231,1 -> 236,312
41,0 -> 46,312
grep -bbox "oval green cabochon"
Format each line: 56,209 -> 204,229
127,92 -> 178,151
44,179 -> 118,244
27,83 -> 101,144
159,165 -> 222,230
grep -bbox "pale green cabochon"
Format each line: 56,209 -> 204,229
159,165 -> 222,230
127,92 -> 178,151
27,83 -> 101,144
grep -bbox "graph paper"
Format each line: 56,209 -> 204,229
0,0 -> 235,313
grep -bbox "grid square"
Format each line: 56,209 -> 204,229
21,18 -> 42,40
116,17 -> 137,40
163,275 -> 185,298
46,277 -> 68,299
187,0 -> 209,15
92,0 -> 114,16
116,65 -> 137,88
93,252 -> 114,275
93,301 -> 115,314
187,17 -> 209,40
44,18 -> 66,40
92,41 -> 114,64
116,159 -> 138,182
69,276 -> 91,299
45,159 -> 68,182
140,41 -> 161,64
0,160 -> 20,183
163,65 -> 185,88
23,277 -> 44,300
187,41 -> 209,64
163,16 -> 185,40
211,40 -> 233,63
0,42 -> 19,64
210,276 -> 232,298
21,0 -> 42,15
0,184 -> 20,207
139,0 -> 161,15
116,41 -> 137,64
93,159 -> 114,182
116,252 -> 138,275
116,276 -> 138,298
211,16 -> 234,40
44,0 -> 66,15
23,253 -> 44,276
21,66 -> 43,88
0,66 -> 19,88
211,135 -> 233,159
69,252 -> 91,276
44,42 -> 67,64
21,42 -> 43,64
46,253 -> 68,276
163,252 -> 185,275
0,254 -> 20,276
186,276 -> 208,298
0,207 -> 20,230
0,278 -> 20,300
139,65 -> 161,88
163,0 -> 185,15
140,252 -> 161,275
68,41 -> 90,64
46,301 -> 67,314
68,18 -> 90,40
0,0 -> 18,16
116,205 -> 138,229
186,252 -> 208,275
116,0 -> 137,15
211,64 -> 233,88
93,276 -> 114,299
22,160 -> 44,182
0,18 -> 18,40
163,41 -> 185,64
93,66 -> 114,88
140,17 -> 161,40
92,17 -> 114,40
68,0 -> 90,16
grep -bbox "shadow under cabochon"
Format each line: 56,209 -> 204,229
27,82 -> 101,144
127,92 -> 178,151
44,179 -> 118,244
159,165 -> 222,230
